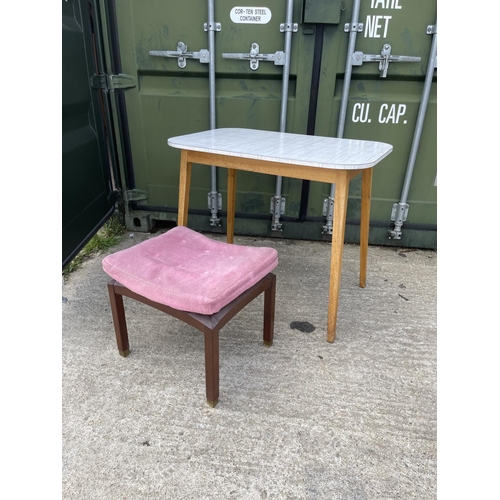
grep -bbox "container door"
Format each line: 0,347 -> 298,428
62,0 -> 115,269
105,0 -> 324,236
307,0 -> 437,248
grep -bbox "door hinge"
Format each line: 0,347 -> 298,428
107,190 -> 121,204
390,202 -> 409,224
90,73 -> 136,91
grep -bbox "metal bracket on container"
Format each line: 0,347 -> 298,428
388,202 -> 409,239
280,23 -> 298,32
222,42 -> 286,71
427,25 -> 437,69
344,22 -> 363,32
149,42 -> 209,69
208,192 -> 222,211
204,22 -> 221,32
90,73 -> 136,91
125,189 -> 148,203
427,24 -> 437,35
352,44 -> 421,78
208,191 -> 222,226
390,202 -> 409,223
270,196 -> 285,231
321,197 -> 334,234
270,196 -> 286,215
322,197 -> 334,217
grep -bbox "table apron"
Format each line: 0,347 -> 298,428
185,150 -> 365,184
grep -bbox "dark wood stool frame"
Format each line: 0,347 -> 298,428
107,273 -> 276,407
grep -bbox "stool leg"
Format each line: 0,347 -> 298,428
107,282 -> 130,357
204,328 -> 219,407
263,274 -> 276,347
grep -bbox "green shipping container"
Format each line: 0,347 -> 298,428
62,0 -> 437,268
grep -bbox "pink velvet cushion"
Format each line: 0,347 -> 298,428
102,226 -> 278,315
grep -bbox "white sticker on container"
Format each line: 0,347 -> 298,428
230,7 -> 272,24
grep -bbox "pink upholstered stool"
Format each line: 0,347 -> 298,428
102,226 -> 278,407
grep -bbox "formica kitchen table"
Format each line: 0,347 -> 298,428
168,128 -> 392,342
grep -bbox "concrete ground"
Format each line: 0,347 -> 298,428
62,228 -> 437,499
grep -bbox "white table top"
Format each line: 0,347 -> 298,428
168,128 -> 393,170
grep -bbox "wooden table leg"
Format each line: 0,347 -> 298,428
226,168 -> 236,244
177,149 -> 192,227
359,168 -> 373,288
327,172 -> 349,343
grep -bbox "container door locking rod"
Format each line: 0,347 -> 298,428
206,0 -> 222,226
322,0 -> 362,235
389,22 -> 437,240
